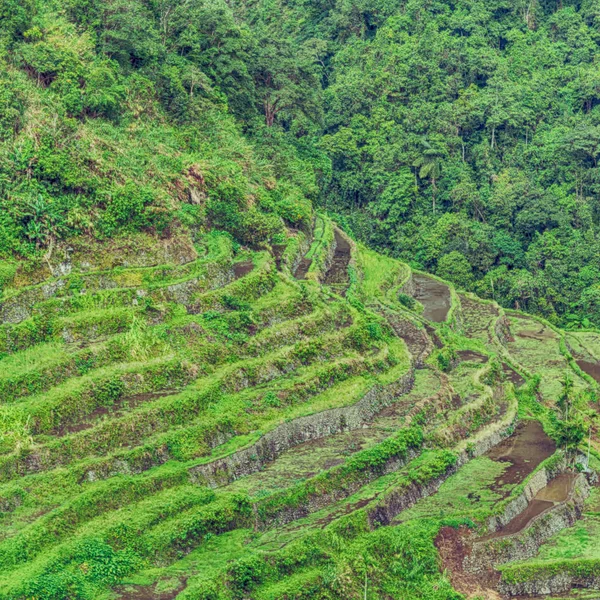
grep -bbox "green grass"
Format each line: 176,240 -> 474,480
398,456 -> 510,522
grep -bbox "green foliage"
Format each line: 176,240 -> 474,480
397,292 -> 416,310
435,347 -> 457,373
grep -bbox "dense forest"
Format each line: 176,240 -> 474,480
3,0 -> 600,323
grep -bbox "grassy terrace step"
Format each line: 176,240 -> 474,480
355,246 -> 411,306
3,217 -> 598,600
0,252 -> 275,356
223,369 -> 444,497
158,390 -> 517,598
0,289 -> 345,429
105,366 -> 503,579
0,232 -> 234,324
0,421 -> 427,594
506,312 -> 588,401
0,346 -> 403,542
0,341 -> 122,403
0,360 -> 415,590
0,327 -> 386,482
0,355 -> 191,437
458,293 -> 500,349
0,349 -> 391,511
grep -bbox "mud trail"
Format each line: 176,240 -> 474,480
413,274 -> 451,322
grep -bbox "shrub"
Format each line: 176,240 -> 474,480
397,292 -> 416,310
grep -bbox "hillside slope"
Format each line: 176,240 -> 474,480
0,214 -> 598,600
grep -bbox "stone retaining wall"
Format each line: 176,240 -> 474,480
465,473 -> 589,576
189,368 -> 416,487
500,570 -> 600,597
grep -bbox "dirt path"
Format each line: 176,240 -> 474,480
413,274 -> 451,322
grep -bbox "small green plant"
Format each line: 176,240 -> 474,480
397,292 -> 416,310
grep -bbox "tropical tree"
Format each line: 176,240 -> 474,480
413,137 -> 447,214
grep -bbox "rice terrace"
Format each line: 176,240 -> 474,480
3,0 -> 600,599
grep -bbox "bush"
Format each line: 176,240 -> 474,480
100,183 -> 155,234
398,292 -> 417,310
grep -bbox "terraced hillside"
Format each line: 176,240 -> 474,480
0,216 -> 599,600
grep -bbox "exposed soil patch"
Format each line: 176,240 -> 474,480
114,580 -> 186,600
324,230 -> 351,289
413,275 -> 451,323
272,244 -> 286,270
395,326 -> 427,360
577,359 -> 600,384
436,526 -> 501,599
514,324 -> 556,341
233,260 -> 254,279
458,350 -> 488,363
56,391 -> 177,436
502,363 -> 525,387
425,324 -> 443,348
485,420 -> 556,491
294,257 -> 311,279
